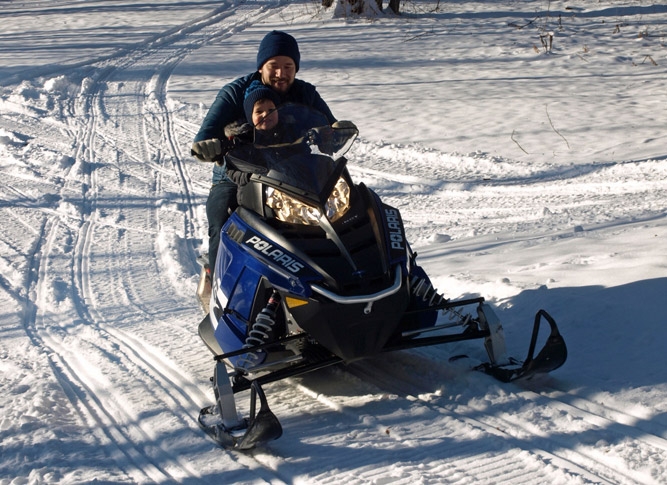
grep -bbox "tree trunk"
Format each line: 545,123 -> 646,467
388,0 -> 400,14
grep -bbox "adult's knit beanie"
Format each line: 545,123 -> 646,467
256,31 -> 300,72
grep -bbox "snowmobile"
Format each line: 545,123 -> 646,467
195,104 -> 567,450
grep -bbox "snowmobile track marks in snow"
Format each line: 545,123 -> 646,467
275,365 -> 599,484
345,353 -> 664,484
7,2 -> 296,483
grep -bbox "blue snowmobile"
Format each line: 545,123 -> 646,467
196,104 -> 567,450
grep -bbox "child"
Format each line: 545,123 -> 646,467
224,81 -> 282,194
243,80 -> 281,143
248,96 -> 279,132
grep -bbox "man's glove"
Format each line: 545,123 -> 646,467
191,138 -> 235,162
332,120 -> 357,131
331,120 -> 358,151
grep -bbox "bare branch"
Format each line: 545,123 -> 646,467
511,130 -> 529,154
545,104 -> 570,149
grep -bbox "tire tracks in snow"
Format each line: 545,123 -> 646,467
6,61 -> 162,481
19,60 -> 198,484
266,364 -> 603,485
251,353 -> 643,483
24,217 -> 168,483
347,144 -> 667,246
14,2 -> 291,483
343,351 -> 665,484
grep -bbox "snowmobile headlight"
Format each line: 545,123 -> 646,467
265,177 -> 351,226
325,176 -> 351,221
265,187 -> 321,225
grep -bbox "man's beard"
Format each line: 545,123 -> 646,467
270,77 -> 291,93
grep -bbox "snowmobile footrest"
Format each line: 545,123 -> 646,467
477,309 -> 567,382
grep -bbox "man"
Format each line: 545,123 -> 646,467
191,30 -> 337,271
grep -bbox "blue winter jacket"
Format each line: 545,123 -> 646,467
194,72 -> 337,184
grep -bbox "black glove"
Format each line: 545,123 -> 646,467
227,170 -> 251,186
332,120 -> 358,140
306,126 -> 334,153
332,120 -> 358,151
224,121 -> 253,144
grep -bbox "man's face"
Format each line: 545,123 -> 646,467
259,56 -> 296,94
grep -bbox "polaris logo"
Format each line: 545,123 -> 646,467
245,235 -> 305,273
385,208 -> 404,250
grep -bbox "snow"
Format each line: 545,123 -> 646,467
1,0 -> 667,483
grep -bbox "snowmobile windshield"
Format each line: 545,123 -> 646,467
261,150 -> 339,198
227,103 -> 356,201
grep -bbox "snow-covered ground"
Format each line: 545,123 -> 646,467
1,0 -> 667,483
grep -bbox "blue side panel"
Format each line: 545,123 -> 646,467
219,212 -> 322,297
231,266 -> 261,319
214,314 -> 246,360
212,259 -> 265,364
213,241 -> 250,337
211,211 -> 321,364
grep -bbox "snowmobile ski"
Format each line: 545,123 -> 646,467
475,309 -> 567,382
198,362 -> 282,450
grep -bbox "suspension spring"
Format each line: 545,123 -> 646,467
409,275 -> 446,307
408,275 -> 471,325
236,291 -> 281,370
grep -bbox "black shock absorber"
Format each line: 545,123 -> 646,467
236,291 -> 281,370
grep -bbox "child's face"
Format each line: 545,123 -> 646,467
252,99 -> 278,131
